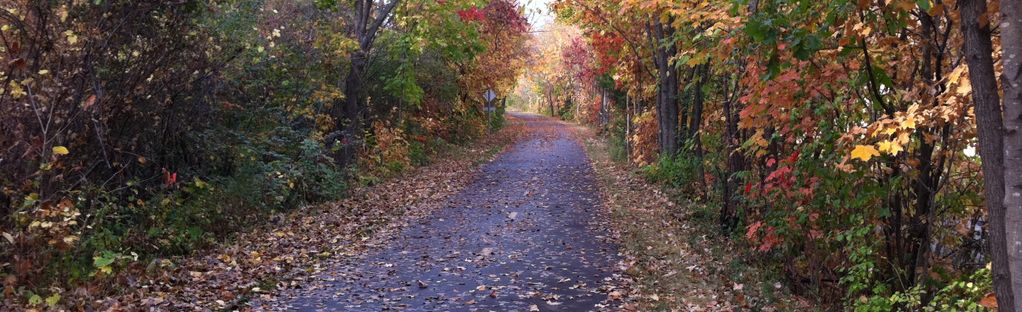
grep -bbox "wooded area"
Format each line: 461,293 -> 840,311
512,0 -> 1022,309
4,0 -> 1022,310
0,0 -> 528,308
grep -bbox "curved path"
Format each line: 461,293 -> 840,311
269,113 -> 622,311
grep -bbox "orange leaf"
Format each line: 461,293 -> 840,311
82,95 -> 97,111
979,292 -> 997,309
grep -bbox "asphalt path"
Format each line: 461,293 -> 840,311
270,113 -> 622,311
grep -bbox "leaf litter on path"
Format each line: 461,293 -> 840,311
262,113 -> 631,311
71,118 -> 528,311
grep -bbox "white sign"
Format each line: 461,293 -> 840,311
484,89 -> 497,102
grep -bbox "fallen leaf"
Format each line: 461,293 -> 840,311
979,292 -> 997,309
52,146 -> 69,156
608,290 -> 622,301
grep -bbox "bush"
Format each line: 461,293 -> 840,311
642,152 -> 702,189
0,0 -> 350,293
0,0 -> 530,306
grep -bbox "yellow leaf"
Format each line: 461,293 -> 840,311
900,115 -> 917,130
9,81 -> 25,99
52,146 -> 69,155
877,140 -> 904,155
877,141 -> 892,153
957,78 -> 972,96
875,126 -> 897,137
947,65 -> 966,85
193,177 -> 207,189
851,145 -> 881,161
64,30 -> 78,45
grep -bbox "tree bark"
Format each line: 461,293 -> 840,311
691,63 -> 709,190
336,0 -> 401,167
689,63 -> 708,140
547,86 -> 554,116
340,51 -> 366,166
626,95 -> 632,162
1000,0 -> 1022,308
651,18 -> 679,156
960,0 -> 1015,309
721,72 -> 743,232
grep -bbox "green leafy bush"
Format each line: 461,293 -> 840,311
642,152 -> 702,189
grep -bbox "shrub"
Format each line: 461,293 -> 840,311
642,152 -> 702,190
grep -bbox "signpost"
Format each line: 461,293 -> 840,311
484,89 -> 497,129
483,89 -> 497,112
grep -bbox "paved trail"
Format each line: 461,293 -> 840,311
270,113 -> 622,311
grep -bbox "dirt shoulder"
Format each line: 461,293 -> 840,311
573,126 -> 812,311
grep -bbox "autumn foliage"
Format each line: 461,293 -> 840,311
538,0 -> 1009,309
0,0 -> 529,308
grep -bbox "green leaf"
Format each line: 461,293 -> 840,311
93,252 -> 117,268
45,293 -> 61,307
916,0 -> 931,10
28,294 -> 42,305
744,18 -> 773,43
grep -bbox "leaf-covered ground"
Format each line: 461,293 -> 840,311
574,126 -> 814,311
15,118 -> 527,311
260,112 -> 631,311
14,113 -> 816,311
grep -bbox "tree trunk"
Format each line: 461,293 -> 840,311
340,51 -> 366,167
721,73 -> 743,232
689,63 -> 708,140
691,63 -> 709,190
1000,0 -> 1022,307
626,96 -> 632,162
960,0 -> 1015,309
651,18 -> 679,156
547,87 -> 554,116
334,0 -> 400,167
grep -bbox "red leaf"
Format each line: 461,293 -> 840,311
758,226 -> 780,252
163,168 -> 178,186
746,221 -> 763,241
